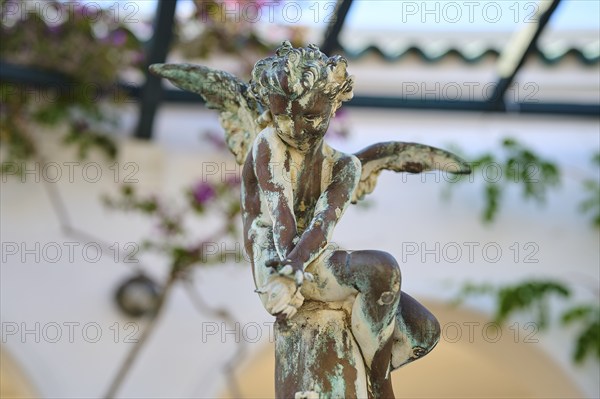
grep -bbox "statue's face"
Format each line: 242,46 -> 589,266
269,90 -> 333,152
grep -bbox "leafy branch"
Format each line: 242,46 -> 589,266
103,176 -> 242,273
446,137 -> 560,223
562,304 -> 600,363
102,175 -> 246,397
579,152 -> 600,228
0,0 -> 143,174
455,280 -> 599,363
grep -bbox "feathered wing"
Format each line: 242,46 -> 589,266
352,141 -> 471,203
149,63 -> 265,165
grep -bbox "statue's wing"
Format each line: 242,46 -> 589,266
352,141 -> 471,203
149,63 -> 264,165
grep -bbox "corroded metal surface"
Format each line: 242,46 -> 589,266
275,302 -> 367,398
151,41 -> 470,399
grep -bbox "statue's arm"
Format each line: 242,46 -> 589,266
252,132 -> 297,260
286,155 -> 361,270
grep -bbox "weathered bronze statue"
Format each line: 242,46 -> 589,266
151,41 -> 470,399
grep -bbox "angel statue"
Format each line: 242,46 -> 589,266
151,41 -> 470,399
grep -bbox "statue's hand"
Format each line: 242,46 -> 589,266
265,258 -> 314,287
255,274 -> 304,319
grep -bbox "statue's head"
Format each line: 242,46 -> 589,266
250,42 -> 353,150
250,41 -> 354,115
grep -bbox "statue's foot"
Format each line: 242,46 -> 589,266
391,291 -> 441,370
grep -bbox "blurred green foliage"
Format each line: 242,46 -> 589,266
447,137 -> 560,223
450,139 -> 598,365
103,176 -> 242,277
579,152 -> 600,228
0,0 -> 143,174
455,280 -> 599,363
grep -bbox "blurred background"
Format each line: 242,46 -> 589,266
1,0 -> 598,398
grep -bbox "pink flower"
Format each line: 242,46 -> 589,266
193,182 -> 216,204
110,29 -> 127,47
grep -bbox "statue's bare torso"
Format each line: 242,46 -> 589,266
242,125 -> 359,294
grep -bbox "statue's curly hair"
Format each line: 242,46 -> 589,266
250,41 -> 354,113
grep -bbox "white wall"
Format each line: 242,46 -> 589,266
1,103 -> 598,398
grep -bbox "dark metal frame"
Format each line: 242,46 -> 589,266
134,0 -> 178,140
1,0 -> 597,140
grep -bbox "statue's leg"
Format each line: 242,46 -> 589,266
391,292 -> 441,370
323,250 -> 401,399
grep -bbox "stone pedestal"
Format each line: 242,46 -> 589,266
274,302 -> 368,399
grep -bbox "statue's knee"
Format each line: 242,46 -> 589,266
371,250 -> 401,289
350,250 -> 401,298
367,251 -> 401,305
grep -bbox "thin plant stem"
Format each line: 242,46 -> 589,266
183,277 -> 246,398
103,275 -> 177,399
